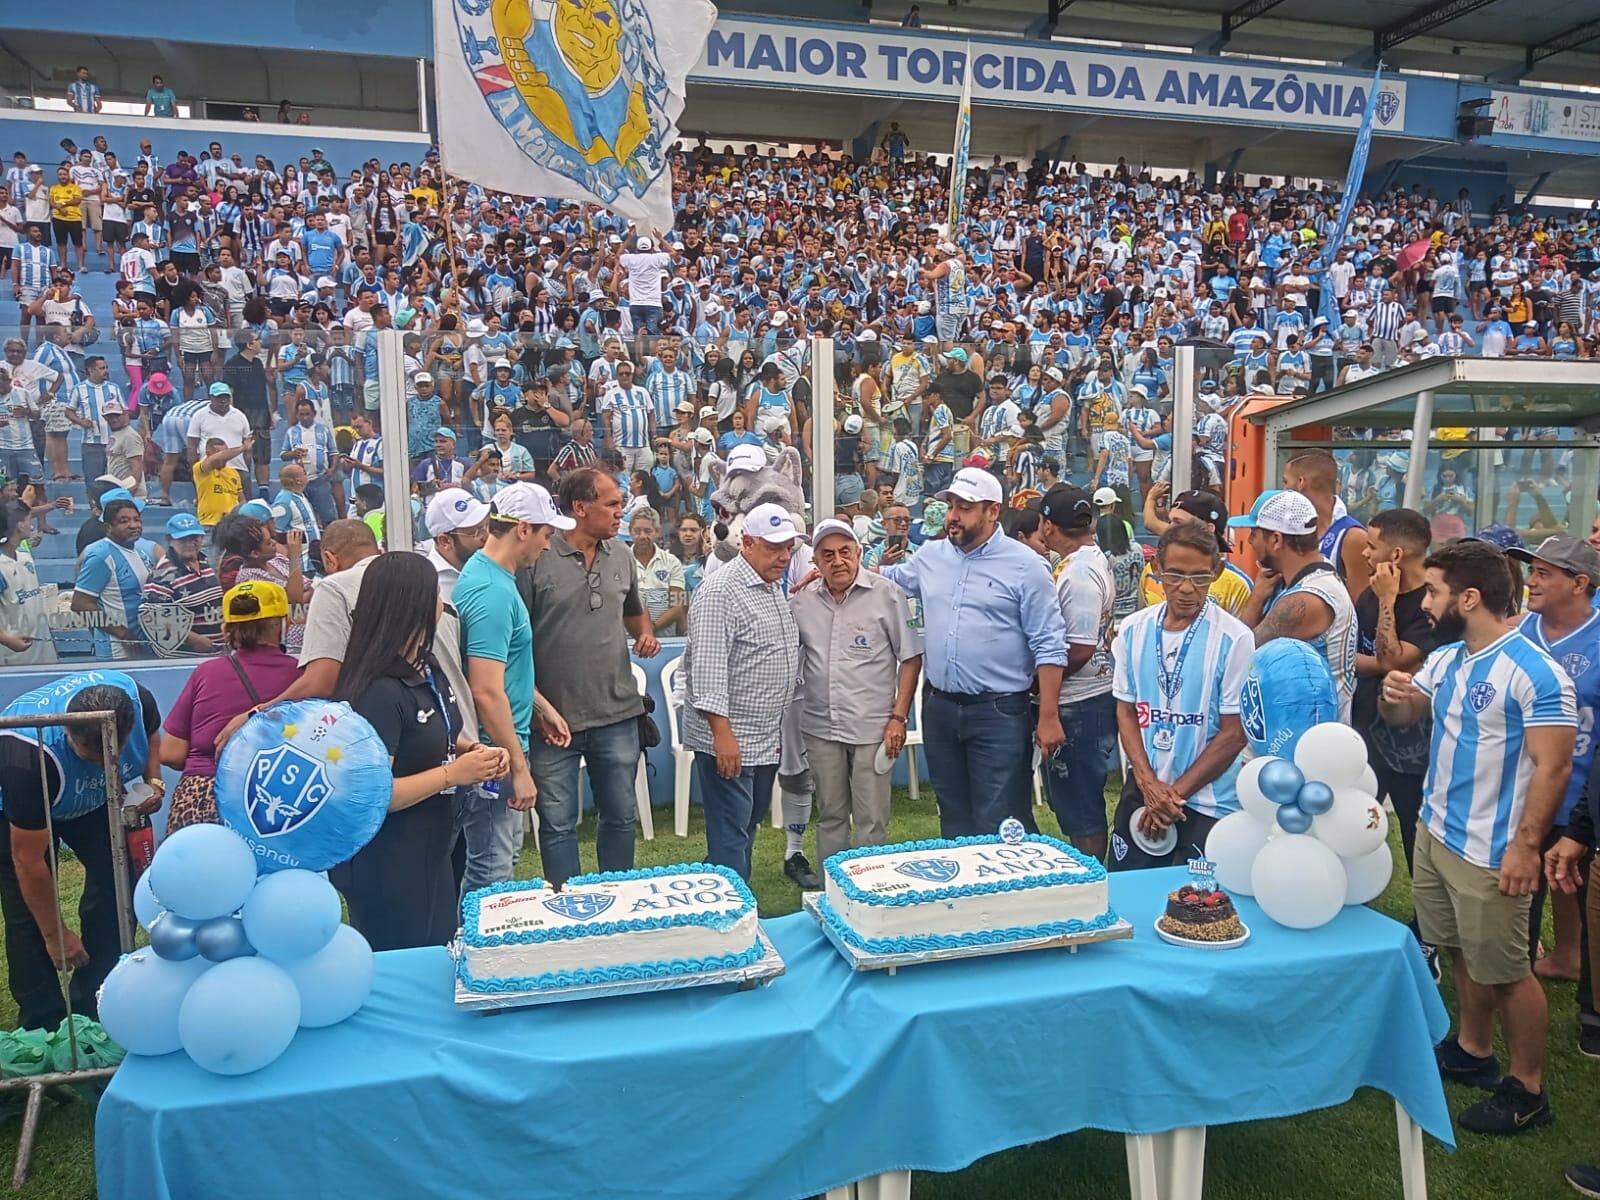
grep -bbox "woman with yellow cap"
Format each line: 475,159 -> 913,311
159,580 -> 303,830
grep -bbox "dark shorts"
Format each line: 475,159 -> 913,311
180,350 -> 212,366
170,250 -> 201,274
102,220 -> 130,245
52,219 -> 83,247
1430,296 -> 1456,315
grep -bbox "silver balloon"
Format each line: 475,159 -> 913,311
147,911 -> 201,962
1275,803 -> 1314,835
193,915 -> 255,963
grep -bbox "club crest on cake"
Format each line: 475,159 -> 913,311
895,858 -> 961,884
543,892 -> 616,922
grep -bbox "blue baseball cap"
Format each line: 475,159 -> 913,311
165,513 -> 205,539
99,487 -> 144,512
237,499 -> 273,521
208,381 -> 233,397
435,427 -> 457,442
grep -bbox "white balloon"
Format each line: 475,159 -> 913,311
1359,764 -> 1379,798
1292,722 -> 1370,790
1205,811 -> 1273,895
1251,834 -> 1348,930
1343,844 -> 1396,906
1313,787 -> 1390,859
1234,757 -> 1282,825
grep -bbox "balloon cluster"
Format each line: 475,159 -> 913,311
97,824 -> 374,1076
1207,722 -> 1394,930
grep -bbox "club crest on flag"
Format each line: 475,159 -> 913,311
450,0 -> 675,210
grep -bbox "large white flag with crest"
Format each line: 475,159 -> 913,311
434,0 -> 716,231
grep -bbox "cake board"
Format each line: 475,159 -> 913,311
803,893 -> 1133,974
451,925 -> 786,1011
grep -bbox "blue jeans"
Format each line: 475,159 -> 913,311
0,447 -> 42,483
693,754 -> 777,881
450,784 -> 523,895
920,687 -> 1036,837
81,442 -> 107,483
529,716 -> 640,887
303,474 -> 337,527
1042,691 -> 1116,839
629,305 -> 663,335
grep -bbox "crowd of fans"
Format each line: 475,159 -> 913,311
2,117 -> 1600,1184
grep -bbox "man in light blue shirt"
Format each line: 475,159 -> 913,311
879,467 -> 1068,835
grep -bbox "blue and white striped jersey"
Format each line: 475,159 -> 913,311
15,243 -> 55,291
599,383 -> 653,449
1112,600 -> 1255,817
1413,630 -> 1576,869
1517,611 -> 1600,827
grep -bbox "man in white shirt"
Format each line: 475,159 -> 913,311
616,235 -> 675,339
1037,484 -> 1116,859
186,381 -> 253,472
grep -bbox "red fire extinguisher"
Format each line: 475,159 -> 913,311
124,783 -> 157,883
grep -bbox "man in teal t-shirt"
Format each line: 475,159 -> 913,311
452,482 -> 574,817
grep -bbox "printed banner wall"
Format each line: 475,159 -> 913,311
1492,91 -> 1600,145
694,17 -> 1408,134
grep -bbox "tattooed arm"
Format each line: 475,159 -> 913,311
1250,590 -> 1333,648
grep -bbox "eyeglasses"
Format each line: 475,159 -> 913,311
1157,571 -> 1214,591
586,570 -> 603,611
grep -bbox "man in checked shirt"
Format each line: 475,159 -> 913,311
682,502 -> 803,881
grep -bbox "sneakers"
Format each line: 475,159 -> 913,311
783,852 -> 821,890
1458,1076 -> 1552,1135
1436,1037 -> 1501,1090
1565,1163 -> 1600,1198
1579,1024 -> 1600,1062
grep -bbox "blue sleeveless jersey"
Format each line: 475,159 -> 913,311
1319,512 -> 1364,580
0,671 -> 148,821
1519,611 -> 1600,825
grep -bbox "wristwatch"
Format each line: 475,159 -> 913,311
887,713 -> 908,725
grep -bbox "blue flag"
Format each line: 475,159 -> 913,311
1318,66 -> 1383,329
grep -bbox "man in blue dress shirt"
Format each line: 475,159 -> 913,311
880,467 -> 1068,835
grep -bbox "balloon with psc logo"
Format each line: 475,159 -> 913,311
215,701 -> 393,874
1238,639 -> 1340,760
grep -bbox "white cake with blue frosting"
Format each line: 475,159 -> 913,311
817,834 -> 1116,954
457,864 -> 762,993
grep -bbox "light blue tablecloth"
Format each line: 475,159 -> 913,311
95,869 -> 1453,1200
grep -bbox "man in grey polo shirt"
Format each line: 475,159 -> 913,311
792,518 -> 923,862
519,467 -> 661,887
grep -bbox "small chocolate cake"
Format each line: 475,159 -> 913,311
1157,884 -> 1245,943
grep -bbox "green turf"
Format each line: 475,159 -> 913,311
4,787 -> 1597,1198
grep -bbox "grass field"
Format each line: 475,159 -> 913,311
4,787 -> 1597,1199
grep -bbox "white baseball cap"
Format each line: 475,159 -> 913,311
490,482 -> 575,530
743,503 -> 805,544
1092,486 -> 1120,507
1227,488 -> 1318,535
426,488 -> 490,536
842,413 -> 863,434
938,466 -> 1004,505
811,517 -> 858,545
725,444 -> 767,476
693,427 -> 714,445
636,236 -> 654,250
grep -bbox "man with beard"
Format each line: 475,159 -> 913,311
1233,489 -> 1358,723
1381,538 -> 1575,1136
879,466 -> 1067,835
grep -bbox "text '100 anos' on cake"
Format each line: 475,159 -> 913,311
456,864 -> 762,993
815,834 -> 1118,954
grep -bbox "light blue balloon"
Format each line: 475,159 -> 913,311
281,924 -> 375,1028
214,700 -> 394,874
147,824 -> 258,920
1296,780 -> 1336,815
241,869 -> 342,962
148,911 -> 201,962
194,916 -> 255,963
1257,758 -> 1307,807
1240,640 -> 1341,760
134,872 -> 163,932
1276,803 -> 1314,835
178,957 -> 301,1076
97,951 -> 212,1056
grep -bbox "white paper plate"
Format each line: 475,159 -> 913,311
1128,808 -> 1179,856
873,744 -> 893,775
1153,917 -> 1251,951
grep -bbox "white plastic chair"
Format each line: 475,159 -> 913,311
629,662 -> 655,841
661,657 -> 695,837
905,688 -> 925,801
